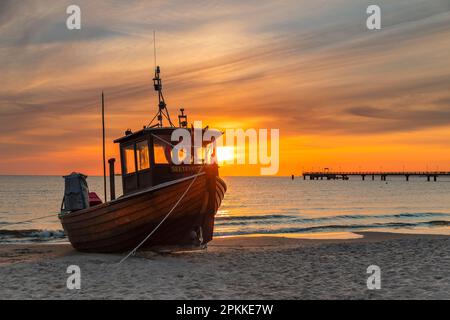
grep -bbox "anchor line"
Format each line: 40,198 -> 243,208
118,165 -> 204,264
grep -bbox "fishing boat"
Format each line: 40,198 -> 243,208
59,65 -> 227,253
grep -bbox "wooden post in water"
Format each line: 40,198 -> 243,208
108,158 -> 116,201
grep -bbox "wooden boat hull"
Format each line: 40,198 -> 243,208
60,173 -> 226,253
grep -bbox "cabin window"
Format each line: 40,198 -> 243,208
177,148 -> 189,164
205,143 -> 215,164
136,140 -> 150,171
194,146 -> 205,164
154,137 -> 171,164
123,144 -> 136,174
153,135 -> 192,164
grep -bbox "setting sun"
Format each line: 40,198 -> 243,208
216,146 -> 235,163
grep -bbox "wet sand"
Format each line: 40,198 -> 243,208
0,232 -> 449,299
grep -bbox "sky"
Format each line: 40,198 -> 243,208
0,0 -> 449,176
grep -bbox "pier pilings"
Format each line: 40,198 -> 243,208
301,171 -> 448,182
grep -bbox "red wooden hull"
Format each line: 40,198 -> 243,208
60,174 -> 226,253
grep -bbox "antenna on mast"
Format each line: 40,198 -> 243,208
153,30 -> 157,70
148,31 -> 175,128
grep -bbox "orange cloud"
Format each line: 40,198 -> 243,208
1,0 -> 450,175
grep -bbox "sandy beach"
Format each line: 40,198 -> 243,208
0,232 -> 449,300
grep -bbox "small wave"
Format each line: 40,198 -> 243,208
389,212 -> 450,218
214,212 -> 450,226
0,229 -> 66,242
214,220 -> 450,237
216,214 -> 296,221
427,220 -> 450,226
317,212 -> 450,221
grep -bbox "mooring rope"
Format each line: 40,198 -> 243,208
118,165 -> 204,264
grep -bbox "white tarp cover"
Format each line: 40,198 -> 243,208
63,172 -> 89,211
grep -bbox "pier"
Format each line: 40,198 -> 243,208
302,171 -> 450,181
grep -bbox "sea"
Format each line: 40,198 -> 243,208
0,175 -> 449,243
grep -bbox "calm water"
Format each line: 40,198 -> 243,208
0,175 -> 449,242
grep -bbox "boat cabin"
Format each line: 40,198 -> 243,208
114,127 -> 218,195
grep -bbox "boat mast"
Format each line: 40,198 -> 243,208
101,91 -> 107,202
